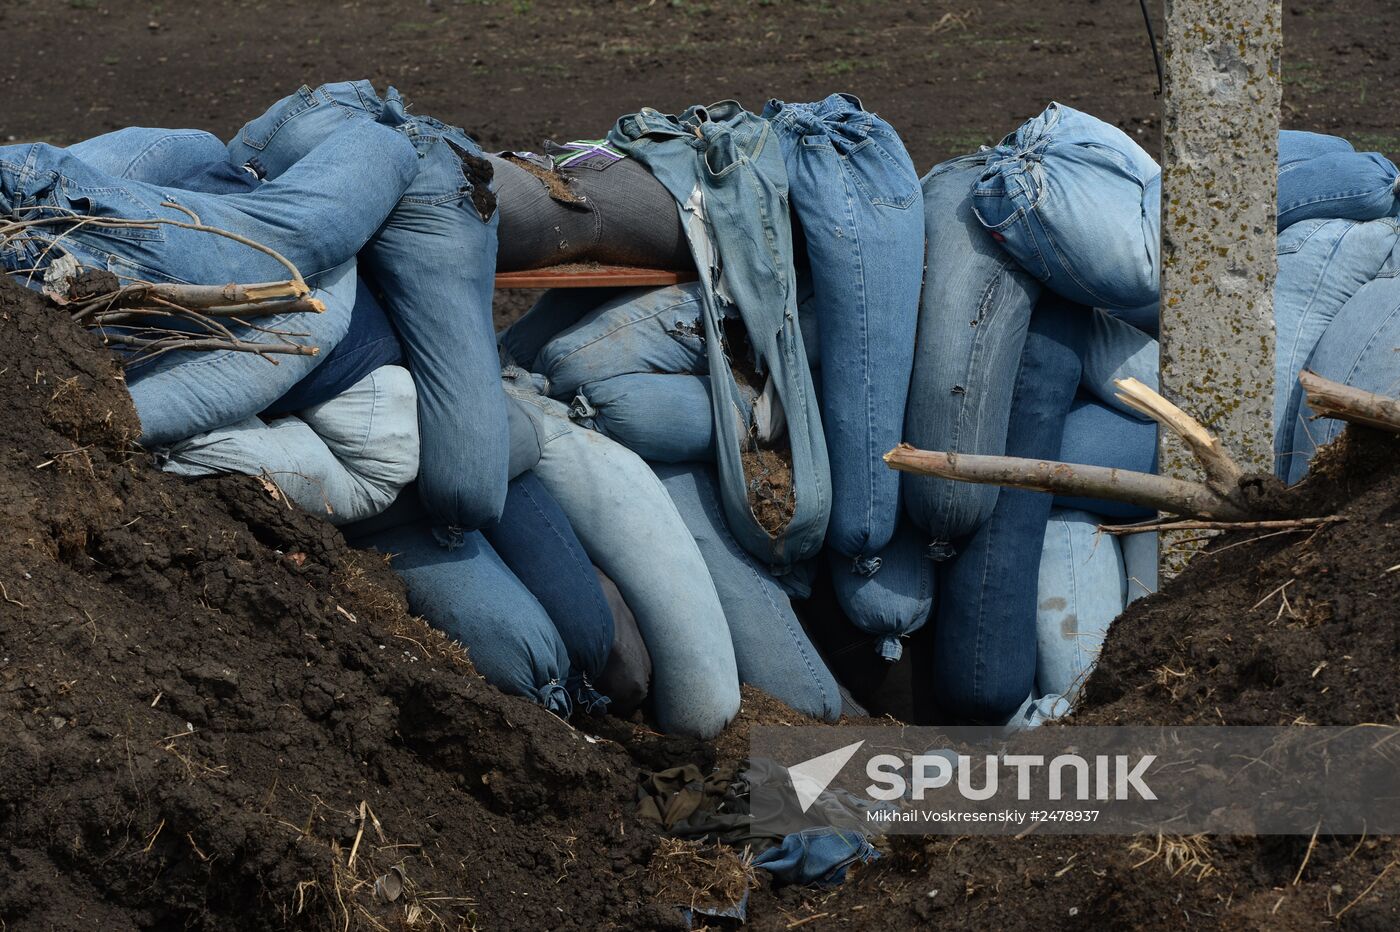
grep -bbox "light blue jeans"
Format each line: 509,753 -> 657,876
570,373 -> 754,464
68,127 -> 231,185
903,153 -> 1040,554
161,364 -> 419,525
1285,271 -> 1400,483
763,94 -> 924,570
1,122 -> 418,446
610,101 -> 831,572
227,80 -> 510,539
506,377 -> 740,738
1273,216 -> 1400,478
1278,130 -> 1400,232
972,102 -> 1162,310
653,462 -> 841,722
1034,507 -> 1126,703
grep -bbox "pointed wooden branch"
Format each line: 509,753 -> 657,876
1300,370 -> 1400,435
883,446 -> 1255,521
1113,376 -> 1244,496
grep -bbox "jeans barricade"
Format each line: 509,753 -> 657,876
227,80 -> 510,539
903,153 -> 1040,554
1274,217 -> 1400,479
609,101 -> 831,574
763,94 -> 924,572
972,102 -> 1161,310
1278,130 -> 1400,232
654,461 -> 842,722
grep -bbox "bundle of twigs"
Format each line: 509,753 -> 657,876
1,205 -> 324,366
885,373 -> 1400,533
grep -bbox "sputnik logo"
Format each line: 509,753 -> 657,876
787,740 -> 866,813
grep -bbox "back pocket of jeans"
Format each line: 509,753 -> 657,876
842,137 -> 920,210
238,85 -> 321,152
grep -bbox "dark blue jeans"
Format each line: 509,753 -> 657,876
483,472 -> 615,710
931,297 -> 1085,724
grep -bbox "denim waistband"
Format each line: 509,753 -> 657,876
762,92 -> 869,135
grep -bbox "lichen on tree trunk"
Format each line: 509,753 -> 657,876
1159,0 -> 1282,574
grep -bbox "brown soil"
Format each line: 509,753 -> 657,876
0,276 -> 679,931
746,427 -> 1400,930
500,153 -> 586,205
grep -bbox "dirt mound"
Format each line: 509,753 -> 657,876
0,276 -> 684,931
748,427 -> 1400,930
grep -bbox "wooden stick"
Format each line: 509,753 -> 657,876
1113,377 -> 1244,496
75,280 -> 309,313
883,444 -> 1255,521
1300,370 -> 1400,434
1100,516 -> 1344,535
99,332 -> 318,357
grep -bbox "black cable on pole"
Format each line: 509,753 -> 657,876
1140,0 -> 1166,97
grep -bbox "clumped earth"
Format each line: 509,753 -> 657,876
0,276 -> 677,931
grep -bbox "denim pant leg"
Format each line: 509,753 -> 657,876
161,363 -> 420,525
572,373 -> 752,464
513,392 -> 740,737
497,287 -> 627,371
227,81 -> 510,534
1287,275 -> 1400,483
482,472 -> 615,710
1273,218 -> 1399,476
360,524 -> 572,715
1078,308 -> 1160,411
763,95 -> 924,567
1054,398 -> 1158,519
653,461 -> 841,722
828,520 -> 934,663
126,259 -> 359,445
68,128 -> 230,185
1121,531 -> 1159,603
1035,507 -> 1126,702
903,155 -> 1040,554
931,299 -> 1083,723
535,283 -> 708,396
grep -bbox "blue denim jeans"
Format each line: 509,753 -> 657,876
2,122 -> 418,445
1278,131 -> 1400,232
482,473 -> 614,711
610,101 -> 831,572
972,102 -> 1161,310
1035,507 -> 1126,702
570,373 -> 754,464
506,378 -> 740,737
68,127 -> 235,188
653,462 -> 841,722
762,94 -> 924,570
497,286 -> 628,371
931,297 -> 1085,723
1285,271 -> 1400,483
356,523 -> 573,715
532,283 -> 708,394
227,80 -> 510,539
1055,397 -> 1158,519
1273,217 -> 1400,478
162,364 -> 419,525
903,153 -> 1040,553
827,520 -> 934,662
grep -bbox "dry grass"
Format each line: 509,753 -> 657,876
1130,833 -> 1218,883
648,837 -> 757,913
